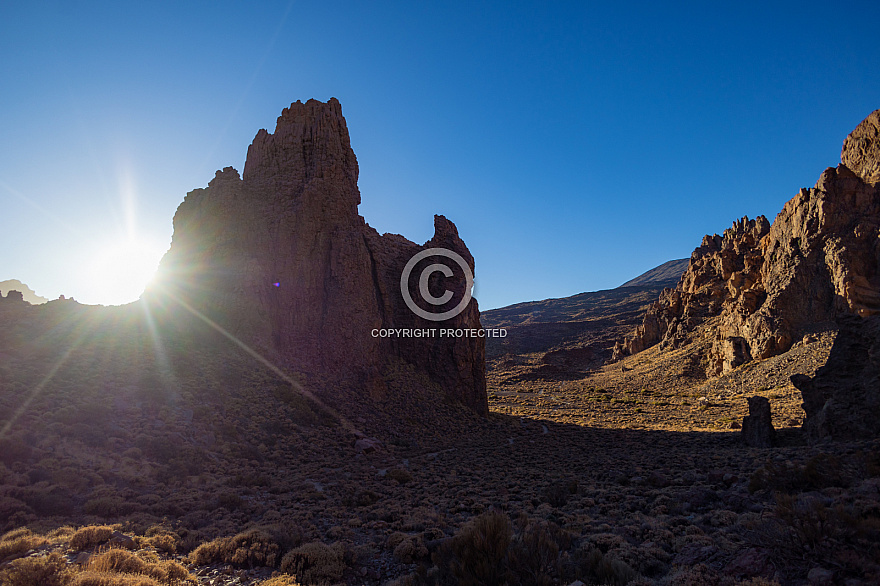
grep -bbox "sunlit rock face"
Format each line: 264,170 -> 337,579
614,109 -> 880,376
151,98 -> 487,416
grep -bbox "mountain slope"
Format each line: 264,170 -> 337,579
619,258 -> 689,288
481,259 -> 688,363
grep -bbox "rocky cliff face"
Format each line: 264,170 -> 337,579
791,315 -> 880,442
150,98 -> 487,416
614,109 -> 880,378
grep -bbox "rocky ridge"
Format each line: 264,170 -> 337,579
0,280 -> 48,305
149,98 -> 486,415
614,110 -> 880,383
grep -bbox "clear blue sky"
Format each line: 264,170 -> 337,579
2,1 -> 879,309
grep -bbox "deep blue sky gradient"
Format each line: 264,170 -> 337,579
2,1 -> 879,308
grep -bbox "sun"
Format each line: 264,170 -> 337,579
85,237 -> 168,306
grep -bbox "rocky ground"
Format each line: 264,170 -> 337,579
488,320 -> 837,433
3,314 -> 879,585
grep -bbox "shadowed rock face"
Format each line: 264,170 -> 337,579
615,109 -> 880,377
791,315 -> 880,442
150,98 -> 487,416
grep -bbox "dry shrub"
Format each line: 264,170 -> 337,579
567,546 -> 637,586
664,564 -> 780,586
70,525 -> 116,551
773,493 -> 833,549
83,497 -> 133,518
188,529 -> 279,568
261,523 -> 304,553
279,541 -> 346,585
141,526 -> 179,554
48,526 -> 78,542
385,575 -> 418,586
447,511 -> 512,586
387,468 -> 413,484
142,533 -> 177,554
393,534 -> 428,564
88,548 -> 150,575
260,576 -> 304,586
541,479 -> 577,507
86,548 -> 192,585
429,512 -> 576,586
749,453 -> 848,493
507,518 -> 570,586
387,531 -> 408,550
0,552 -> 72,586
70,571 -> 161,586
0,527 -> 48,563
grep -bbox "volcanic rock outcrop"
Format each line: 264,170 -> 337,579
791,315 -> 880,442
149,98 -> 487,416
614,109 -> 880,378
741,396 -> 775,448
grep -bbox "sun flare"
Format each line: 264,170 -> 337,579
85,237 -> 167,306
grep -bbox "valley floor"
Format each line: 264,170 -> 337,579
2,317 -> 879,585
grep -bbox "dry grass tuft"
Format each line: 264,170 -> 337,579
70,571 -> 163,586
86,548 -> 193,585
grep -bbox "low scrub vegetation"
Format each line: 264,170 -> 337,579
188,528 -> 280,568
423,511 -> 639,586
0,527 -> 48,563
279,541 -> 346,585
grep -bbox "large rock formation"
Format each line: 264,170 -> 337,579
0,280 -> 48,305
614,109 -> 880,377
791,315 -> 880,442
741,396 -> 775,448
842,109 -> 880,185
149,98 -> 487,416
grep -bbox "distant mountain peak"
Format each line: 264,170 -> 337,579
618,259 -> 689,289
